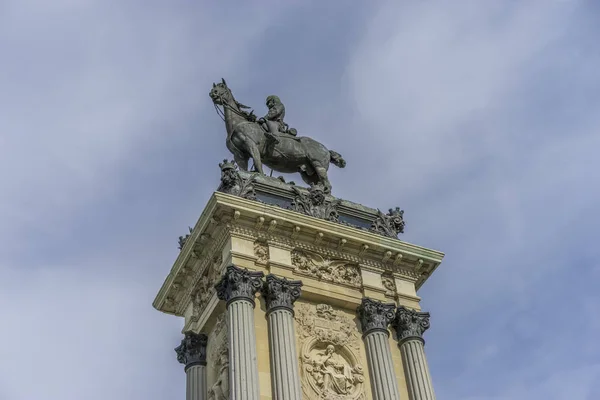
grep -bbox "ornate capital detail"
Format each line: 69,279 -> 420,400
175,332 -> 208,369
262,274 -> 302,315
357,298 -> 396,337
394,306 -> 430,344
370,207 -> 405,238
288,183 -> 341,222
215,265 -> 264,307
217,159 -> 257,200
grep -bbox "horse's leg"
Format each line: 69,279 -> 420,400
246,141 -> 264,174
300,171 -> 318,186
314,164 -> 332,193
234,155 -> 249,171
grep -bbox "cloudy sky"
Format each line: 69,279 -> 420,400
1,0 -> 599,399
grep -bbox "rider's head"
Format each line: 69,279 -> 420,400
266,95 -> 281,108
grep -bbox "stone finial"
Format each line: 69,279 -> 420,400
394,306 -> 431,344
175,332 -> 208,370
215,265 -> 264,307
262,275 -> 303,315
357,298 -> 396,337
370,207 -> 405,237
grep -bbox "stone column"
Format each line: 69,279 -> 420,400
394,306 -> 435,400
357,298 -> 401,400
175,332 -> 208,400
215,265 -> 264,400
262,275 -> 303,400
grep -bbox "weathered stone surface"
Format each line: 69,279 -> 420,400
175,332 -> 208,368
370,207 -> 405,237
357,298 -> 396,337
394,306 -> 431,344
261,274 -> 302,314
215,265 -> 264,306
216,159 -> 257,200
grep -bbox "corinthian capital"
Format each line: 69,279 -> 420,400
262,274 -> 302,315
394,306 -> 431,344
357,298 -> 396,337
215,265 -> 264,306
175,332 -> 208,369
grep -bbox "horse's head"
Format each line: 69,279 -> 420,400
209,78 -> 233,106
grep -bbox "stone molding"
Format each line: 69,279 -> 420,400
175,332 -> 208,370
357,298 -> 396,337
261,274 -> 303,315
291,248 -> 362,288
215,265 -> 264,307
394,306 -> 431,344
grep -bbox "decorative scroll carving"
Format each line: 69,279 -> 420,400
289,183 -> 341,222
291,249 -> 362,288
215,265 -> 264,306
393,306 -> 431,344
178,226 -> 193,250
356,298 -> 396,337
175,332 -> 208,368
253,240 -> 269,264
261,274 -> 302,314
381,274 -> 396,297
216,159 -> 257,200
370,207 -> 405,237
295,303 -> 365,399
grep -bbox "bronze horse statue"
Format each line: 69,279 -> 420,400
209,79 -> 346,193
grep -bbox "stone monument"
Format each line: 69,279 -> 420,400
153,80 -> 444,400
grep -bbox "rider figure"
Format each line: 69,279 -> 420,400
257,95 -> 297,144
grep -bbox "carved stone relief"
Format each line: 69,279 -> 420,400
190,256 -> 224,323
295,303 -> 365,399
291,249 -> 362,288
253,240 -> 269,264
208,313 -> 229,400
381,274 -> 396,297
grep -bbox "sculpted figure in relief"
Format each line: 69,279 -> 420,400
208,343 -> 229,400
306,345 -> 360,396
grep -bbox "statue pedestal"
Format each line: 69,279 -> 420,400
155,172 -> 444,400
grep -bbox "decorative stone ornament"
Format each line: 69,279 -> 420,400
178,226 -> 193,250
216,159 -> 257,200
288,183 -> 341,222
357,298 -> 396,337
370,207 -> 405,237
394,306 -> 431,344
261,274 -> 303,315
215,265 -> 264,307
175,332 -> 208,370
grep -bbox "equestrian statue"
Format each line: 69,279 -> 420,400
209,78 -> 346,193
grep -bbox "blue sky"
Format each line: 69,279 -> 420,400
1,1 -> 599,399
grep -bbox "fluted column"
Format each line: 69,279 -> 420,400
394,307 -> 435,400
215,265 -> 264,400
262,275 -> 303,400
357,298 -> 401,400
175,332 -> 208,400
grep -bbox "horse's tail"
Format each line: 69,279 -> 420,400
329,150 -> 346,168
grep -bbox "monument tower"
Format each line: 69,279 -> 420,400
154,79 -> 444,400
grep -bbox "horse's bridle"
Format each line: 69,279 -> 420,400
212,88 -> 252,123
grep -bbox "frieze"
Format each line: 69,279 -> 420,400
208,313 -> 229,400
291,249 -> 362,288
295,303 -> 365,399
